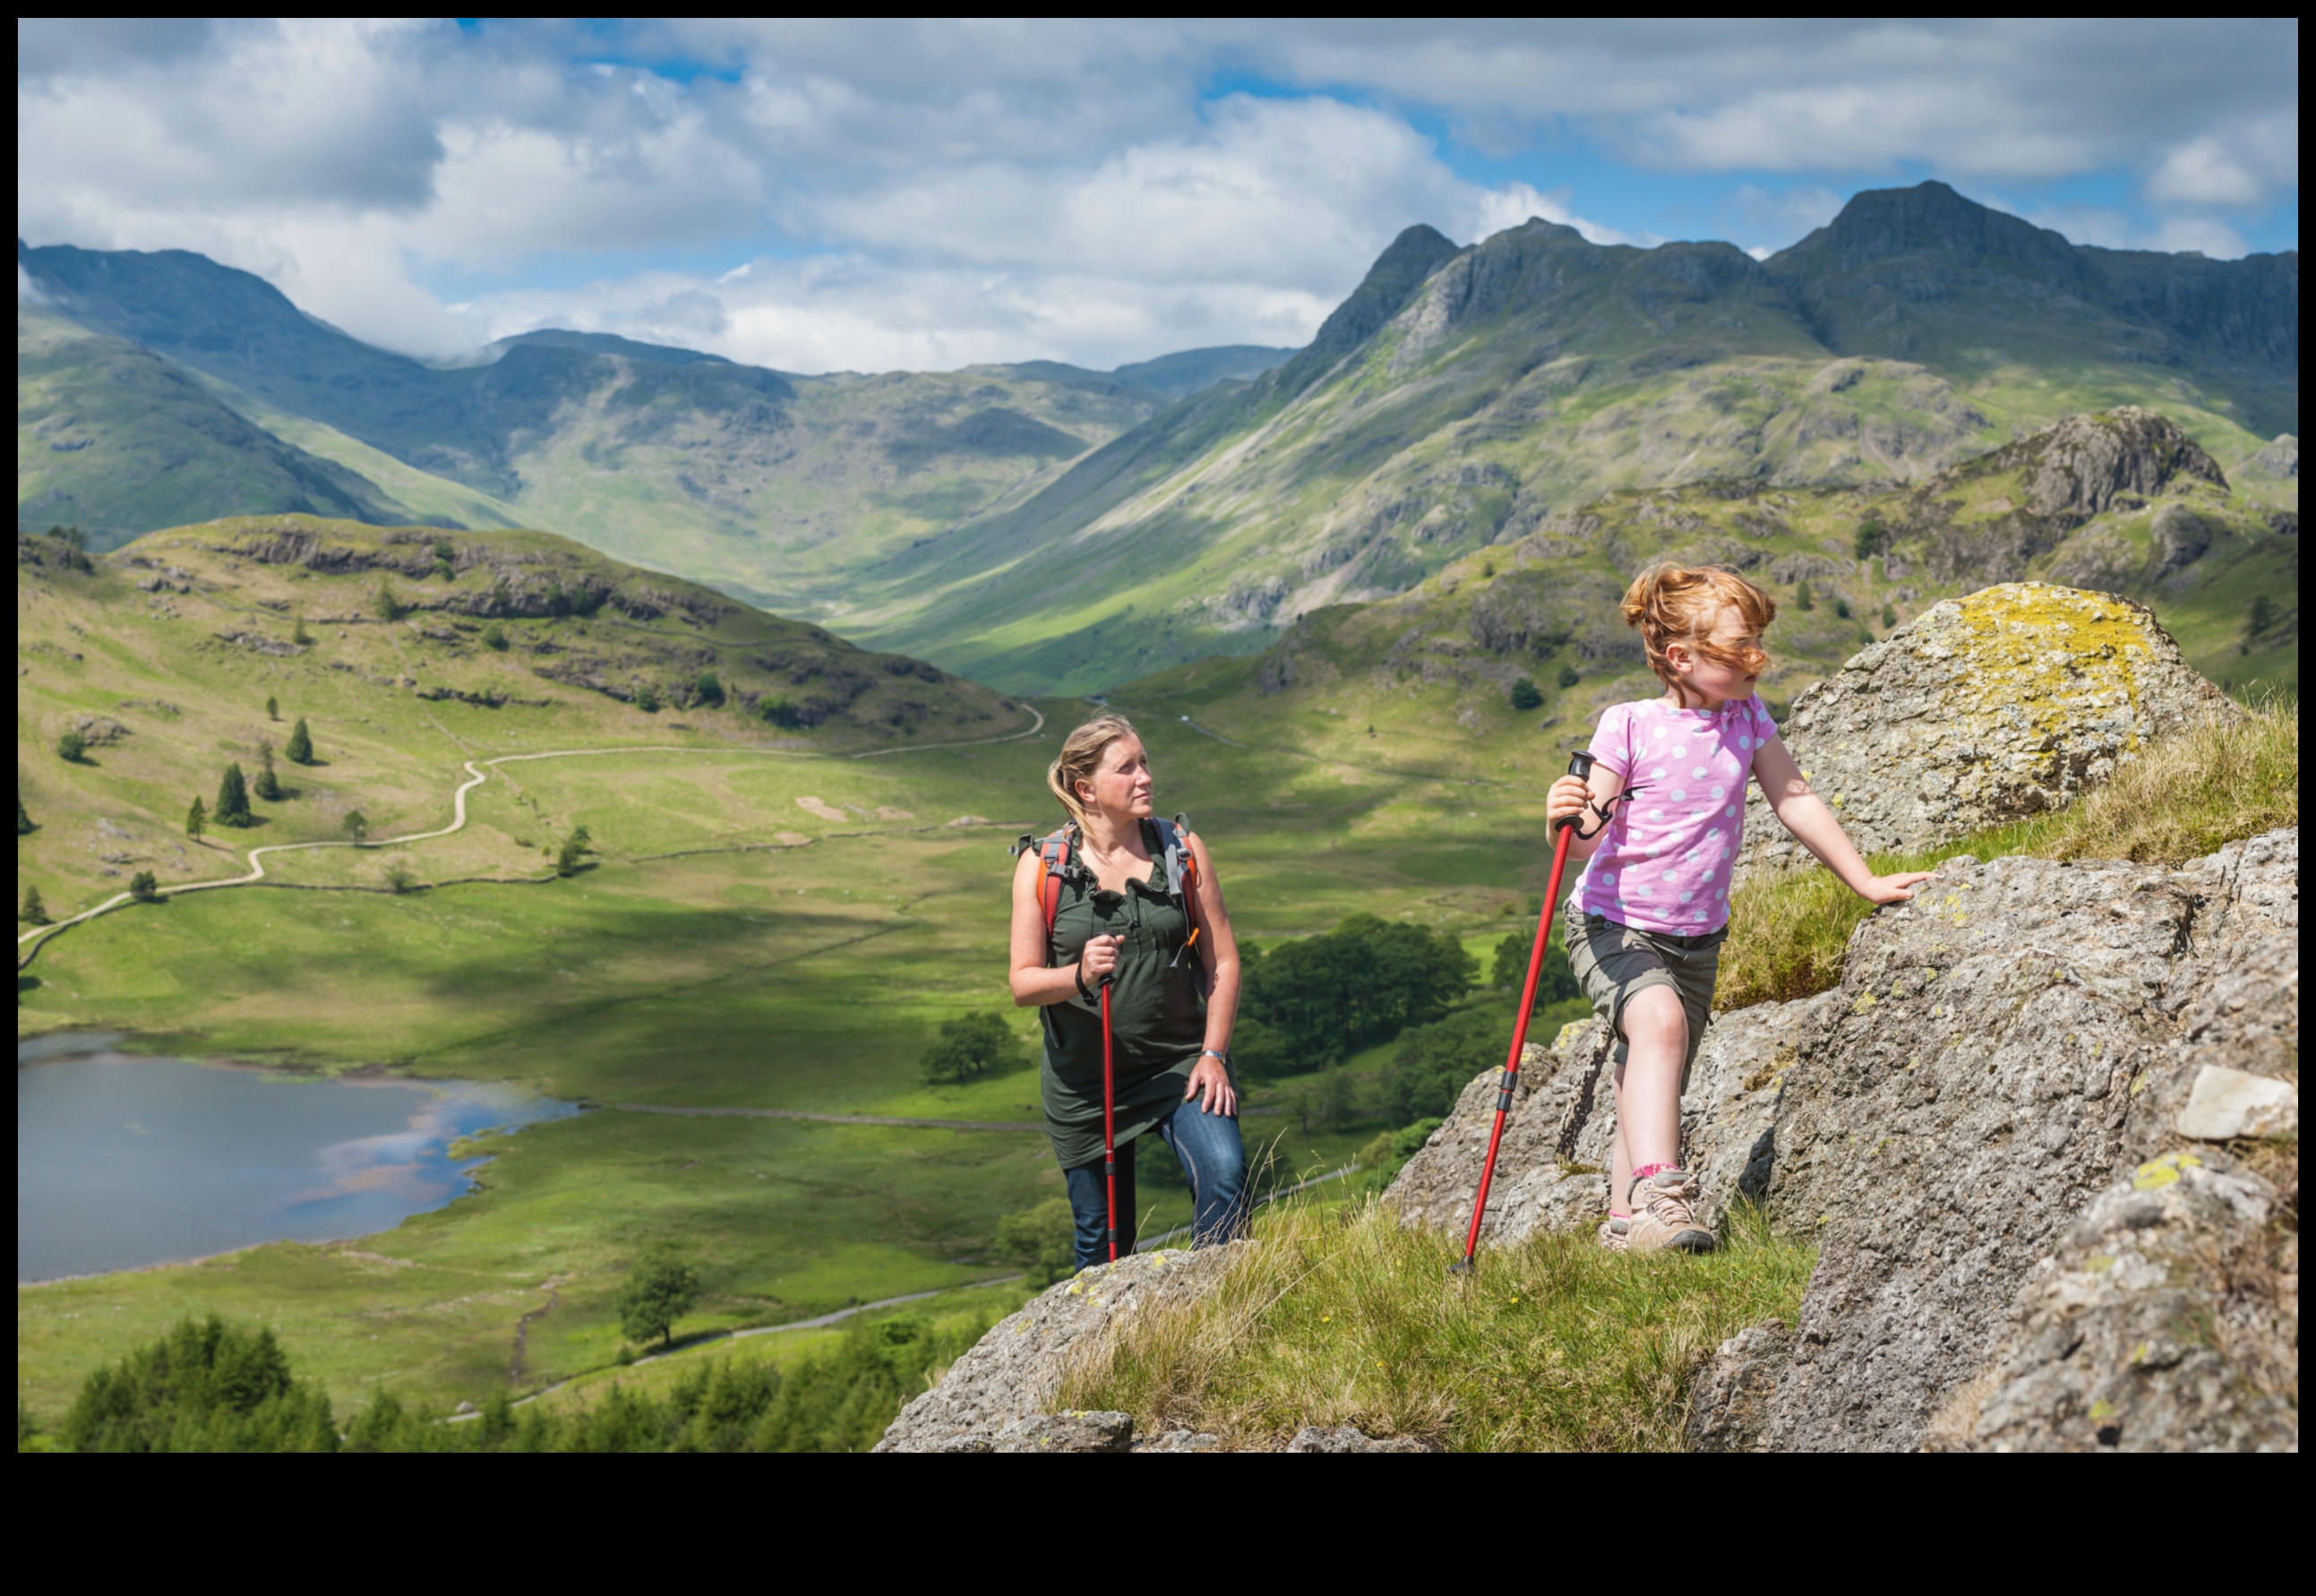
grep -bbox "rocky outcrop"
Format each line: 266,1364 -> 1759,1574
1739,583 -> 2232,875
875,1247 -> 1244,1452
1385,828 -> 2297,1453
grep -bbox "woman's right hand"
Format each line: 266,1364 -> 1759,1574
1547,775 -> 1592,829
1078,933 -> 1123,985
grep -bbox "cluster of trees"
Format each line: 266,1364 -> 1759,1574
196,710 -> 321,835
26,1310 -> 987,1454
1231,914 -> 1478,1079
919,1012 -> 1028,1085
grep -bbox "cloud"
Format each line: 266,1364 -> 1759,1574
15,19 -> 2297,367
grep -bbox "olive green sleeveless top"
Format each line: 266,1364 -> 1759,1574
1039,828 -> 1205,1171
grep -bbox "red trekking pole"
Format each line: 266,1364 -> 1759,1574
1100,971 -> 1119,1263
1452,750 -> 1596,1274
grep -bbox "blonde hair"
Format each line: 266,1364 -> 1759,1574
1048,714 -> 1141,828
1620,563 -> 1777,699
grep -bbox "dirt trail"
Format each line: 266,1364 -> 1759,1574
17,707 -> 1045,966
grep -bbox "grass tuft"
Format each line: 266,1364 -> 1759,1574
1058,1197 -> 1814,1452
1718,699 -> 2298,1010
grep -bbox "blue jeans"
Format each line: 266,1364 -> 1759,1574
1062,1093 -> 1248,1270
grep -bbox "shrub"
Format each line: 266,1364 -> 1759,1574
758,696 -> 803,729
56,729 -> 87,764
292,615 -> 314,646
1881,603 -> 1897,629
128,871 -> 161,904
634,685 -> 661,714
481,622 -> 509,651
1557,661 -> 1581,689
341,810 -> 369,841
1832,597 -> 1852,620
1795,579 -> 1814,611
995,1198 -> 1078,1287
1509,677 -> 1544,711
920,1012 -> 1026,1084
382,862 -> 418,895
694,672 -> 725,708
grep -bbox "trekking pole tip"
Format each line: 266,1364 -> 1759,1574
1447,1256 -> 1476,1276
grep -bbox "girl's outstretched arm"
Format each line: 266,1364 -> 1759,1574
1751,734 -> 1935,905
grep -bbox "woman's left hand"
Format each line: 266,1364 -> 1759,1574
1185,1053 -> 1237,1118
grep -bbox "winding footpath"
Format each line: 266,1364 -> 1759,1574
17,706 -> 1045,968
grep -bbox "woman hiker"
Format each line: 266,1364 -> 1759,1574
1548,563 -> 1935,1255
1010,714 -> 1250,1271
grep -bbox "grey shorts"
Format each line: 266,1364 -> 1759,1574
1562,901 -> 1727,1093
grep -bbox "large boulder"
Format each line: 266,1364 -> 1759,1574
1384,828 -> 2297,1453
1740,583 -> 2232,875
875,1247 -> 1243,1452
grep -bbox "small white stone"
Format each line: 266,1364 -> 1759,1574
2177,1066 -> 2297,1140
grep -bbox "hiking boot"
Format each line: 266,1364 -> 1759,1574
1625,1168 -> 1715,1254
1596,1214 -> 1630,1251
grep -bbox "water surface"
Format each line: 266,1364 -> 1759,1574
18,1035 -> 577,1283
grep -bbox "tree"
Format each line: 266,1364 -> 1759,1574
1853,520 -> 1886,561
285,718 -> 314,766
1832,596 -> 1852,620
17,783 -> 32,836
554,825 -> 595,878
1239,913 -> 1477,1066
128,871 -> 161,904
634,685 -> 661,714
382,862 -> 416,894
1490,932 -> 1578,1006
1881,603 -> 1898,629
215,764 -> 253,828
1224,1014 -> 1296,1081
919,1012 -> 1026,1085
617,1253 -> 698,1348
693,671 -> 725,708
265,695 -> 279,722
56,729 -> 87,764
2247,594 -> 2275,638
1509,676 -> 1544,711
374,582 -> 402,622
1796,579 -> 1815,611
20,885 -> 47,925
253,741 -> 282,802
1385,1009 -> 1506,1123
481,622 -> 509,652
341,810 -> 369,841
292,615 -> 313,647
47,523 -> 86,553
1557,661 -> 1581,689
186,796 -> 207,838
994,1199 -> 1077,1288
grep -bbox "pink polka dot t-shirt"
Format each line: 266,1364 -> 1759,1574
1572,695 -> 1776,936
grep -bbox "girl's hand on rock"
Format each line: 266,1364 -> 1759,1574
1862,870 -> 1937,905
1078,934 -> 1123,982
1548,775 -> 1593,828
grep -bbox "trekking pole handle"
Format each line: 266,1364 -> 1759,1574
1551,750 -> 1598,835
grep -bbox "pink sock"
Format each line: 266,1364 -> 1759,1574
1631,1162 -> 1675,1184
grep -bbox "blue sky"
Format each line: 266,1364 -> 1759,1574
18,20 -> 2299,372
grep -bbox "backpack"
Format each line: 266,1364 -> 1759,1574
1013,815 -> 1205,976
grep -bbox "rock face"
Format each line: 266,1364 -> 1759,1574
1385,828 -> 2298,1453
875,1247 -> 1243,1453
1739,583 -> 2232,876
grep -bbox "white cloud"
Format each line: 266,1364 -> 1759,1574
14,20 -> 2296,368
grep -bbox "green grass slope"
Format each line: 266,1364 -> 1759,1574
850,184 -> 2295,693
18,310 -> 401,547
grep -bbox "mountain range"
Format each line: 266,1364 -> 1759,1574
18,181 -> 2297,691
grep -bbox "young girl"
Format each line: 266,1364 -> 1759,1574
1546,565 -> 1933,1254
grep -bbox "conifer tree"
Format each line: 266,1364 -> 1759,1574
215,764 -> 253,828
285,718 -> 313,766
17,783 -> 31,837
265,695 -> 279,722
1796,579 -> 1815,611
19,884 -> 47,925
253,742 -> 282,802
186,796 -> 207,838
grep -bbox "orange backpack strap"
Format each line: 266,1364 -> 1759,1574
1023,823 -> 1077,965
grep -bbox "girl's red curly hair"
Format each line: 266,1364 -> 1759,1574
1619,563 -> 1777,700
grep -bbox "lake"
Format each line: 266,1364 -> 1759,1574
17,1035 -> 579,1283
